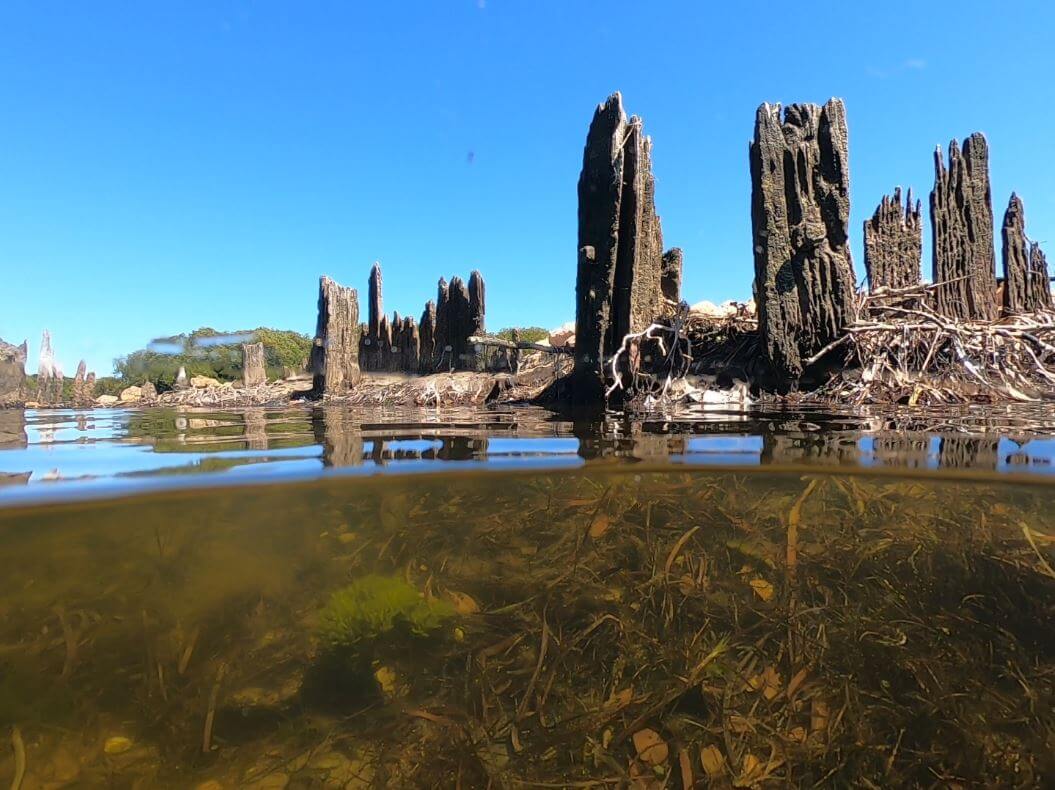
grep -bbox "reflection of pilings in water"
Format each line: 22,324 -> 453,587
630,425 -> 688,461
312,407 -> 364,468
370,438 -> 385,466
938,436 -> 1000,470
574,420 -> 686,462
761,430 -> 861,466
870,433 -> 932,468
243,409 -> 268,451
437,436 -> 488,461
0,410 -> 27,449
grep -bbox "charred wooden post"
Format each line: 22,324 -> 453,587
0,339 -> 27,408
447,276 -> 472,365
572,92 -> 665,403
72,360 -> 92,407
401,316 -> 420,372
750,100 -> 856,387
359,262 -> 385,371
377,313 -> 393,371
435,278 -> 451,370
310,276 -> 362,396
661,248 -> 683,303
368,262 -> 383,340
1001,193 -> 1052,314
242,342 -> 267,387
469,270 -> 486,335
931,134 -> 997,320
864,187 -> 922,290
419,301 -> 436,374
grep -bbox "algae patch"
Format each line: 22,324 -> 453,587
317,575 -> 453,649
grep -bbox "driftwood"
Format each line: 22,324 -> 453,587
805,283 -> 1055,404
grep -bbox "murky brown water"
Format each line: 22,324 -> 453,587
1,465 -> 1053,787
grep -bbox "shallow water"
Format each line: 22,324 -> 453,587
0,463 -> 1053,787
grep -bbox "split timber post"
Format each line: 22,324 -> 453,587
242,342 -> 267,387
311,276 -> 362,396
749,99 -> 856,389
571,92 -> 675,405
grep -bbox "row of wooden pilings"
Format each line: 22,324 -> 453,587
311,91 -> 1050,402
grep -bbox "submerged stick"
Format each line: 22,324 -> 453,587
202,663 -> 227,753
9,726 -> 25,790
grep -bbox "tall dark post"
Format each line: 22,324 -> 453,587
750,99 -> 856,386
468,270 -> 486,336
435,278 -> 450,369
1001,193 -> 1052,314
368,262 -> 383,339
572,92 -> 665,404
447,276 -> 472,366
864,187 -> 922,291
931,134 -> 997,320
419,301 -> 436,373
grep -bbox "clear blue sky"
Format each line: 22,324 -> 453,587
1,1 -> 1053,375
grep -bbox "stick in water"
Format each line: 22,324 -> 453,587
10,726 -> 26,790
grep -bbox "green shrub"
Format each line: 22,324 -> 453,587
496,326 -> 549,344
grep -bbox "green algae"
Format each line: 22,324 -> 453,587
317,574 -> 453,649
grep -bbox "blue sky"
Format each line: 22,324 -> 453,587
1,1 -> 1053,375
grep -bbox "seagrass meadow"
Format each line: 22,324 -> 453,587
1,464 -> 1053,787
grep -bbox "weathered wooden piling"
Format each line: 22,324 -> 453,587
419,301 -> 436,374
311,276 -> 362,396
71,360 -> 94,406
931,134 -> 997,321
572,92 -> 666,402
447,276 -> 472,365
0,339 -> 28,408
750,100 -> 856,385
864,187 -> 922,290
1001,193 -> 1052,314
469,270 -> 486,336
435,278 -> 451,369
242,342 -> 267,386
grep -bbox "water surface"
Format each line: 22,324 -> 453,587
6,403 -> 1055,503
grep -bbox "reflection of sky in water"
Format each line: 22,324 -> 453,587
5,406 -> 1055,505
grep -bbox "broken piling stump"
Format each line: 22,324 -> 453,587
1001,193 -> 1052,314
864,187 -> 922,291
931,134 -> 997,321
242,342 -> 267,387
750,99 -> 856,386
572,92 -> 666,403
0,338 -> 27,408
447,276 -> 472,366
311,276 -> 362,396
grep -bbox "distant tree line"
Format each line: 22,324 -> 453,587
496,326 -> 549,344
